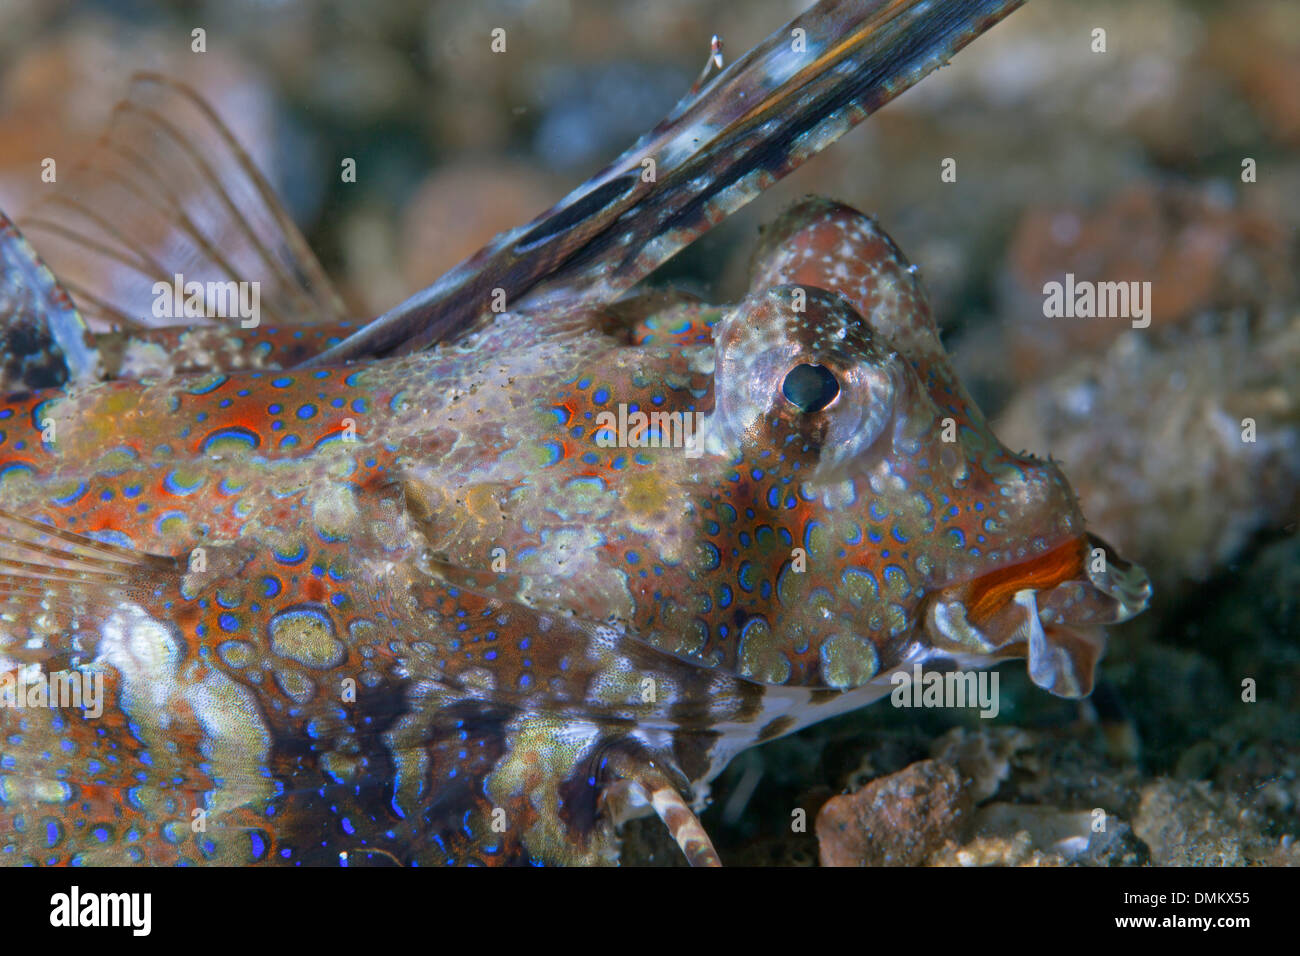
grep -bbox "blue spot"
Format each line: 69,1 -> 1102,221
0,461 -> 35,483
566,475 -> 605,492
87,529 -> 134,550
701,542 -> 720,570
52,481 -> 88,506
883,564 -> 911,597
164,469 -> 205,496
312,431 -> 354,453
200,426 -> 260,453
803,521 -> 820,550
274,544 -> 307,566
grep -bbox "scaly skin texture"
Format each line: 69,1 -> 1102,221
0,199 -> 1148,865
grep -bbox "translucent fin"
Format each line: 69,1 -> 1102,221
0,211 -> 101,391
18,72 -> 346,334
0,507 -> 180,644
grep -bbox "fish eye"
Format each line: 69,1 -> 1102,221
781,363 -> 840,414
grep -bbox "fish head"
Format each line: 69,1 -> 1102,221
700,198 -> 1149,696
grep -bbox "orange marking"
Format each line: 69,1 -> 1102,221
966,536 -> 1086,625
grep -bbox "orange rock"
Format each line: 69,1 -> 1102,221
816,759 -> 972,867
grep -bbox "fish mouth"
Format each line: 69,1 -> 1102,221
923,534 -> 1152,698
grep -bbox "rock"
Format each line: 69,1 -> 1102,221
930,726 -> 1032,802
970,803 -> 1093,857
1133,779 -> 1276,865
963,802 -> 1148,865
816,759 -> 972,866
928,804 -> 1148,867
1074,817 -> 1152,867
929,832 -> 1062,867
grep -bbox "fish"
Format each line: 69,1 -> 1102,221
0,0 -> 1149,866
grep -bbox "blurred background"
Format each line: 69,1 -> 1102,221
1,0 -> 1296,865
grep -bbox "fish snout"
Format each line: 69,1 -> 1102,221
923,532 -> 1151,698
1078,532 -> 1152,624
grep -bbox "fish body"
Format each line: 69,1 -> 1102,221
0,198 -> 1147,865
